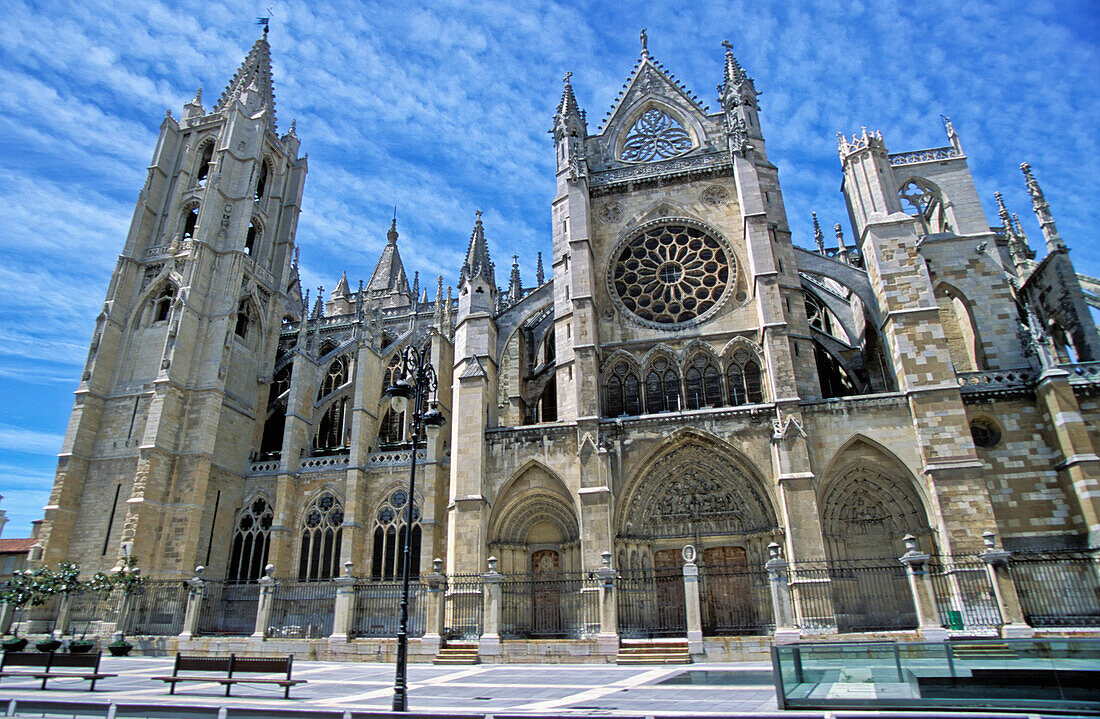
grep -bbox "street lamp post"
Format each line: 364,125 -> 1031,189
384,344 -> 446,712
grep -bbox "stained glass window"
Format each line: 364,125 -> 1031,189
620,107 -> 693,162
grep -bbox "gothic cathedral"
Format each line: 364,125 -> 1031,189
36,31 -> 1100,625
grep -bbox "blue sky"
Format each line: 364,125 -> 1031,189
0,1 -> 1097,537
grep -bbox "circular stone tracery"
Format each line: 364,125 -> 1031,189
609,222 -> 735,328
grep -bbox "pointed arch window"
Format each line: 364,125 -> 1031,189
195,142 -> 214,186
371,489 -> 421,580
813,341 -> 857,398
604,360 -> 642,417
227,497 -> 273,581
314,397 -> 349,454
620,107 -> 694,162
245,219 -> 260,256
260,401 -> 285,459
298,492 -> 344,580
684,353 -> 723,409
235,299 -> 253,338
152,285 -> 175,323
271,365 -> 291,401
644,356 -> 680,413
378,353 -> 406,445
181,204 -> 199,239
255,159 -> 269,200
318,356 -> 348,400
900,180 -> 951,235
726,348 -> 764,405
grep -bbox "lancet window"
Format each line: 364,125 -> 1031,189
227,497 -> 273,581
371,489 -> 422,580
684,353 -> 723,409
235,300 -> 253,338
255,159 -> 269,200
298,492 -> 344,580
726,348 -> 764,405
181,204 -> 199,239
195,141 -> 214,186
378,353 -> 406,445
314,397 -> 349,454
245,219 -> 260,256
318,356 -> 348,400
152,285 -> 174,323
644,356 -> 680,413
604,360 -> 642,417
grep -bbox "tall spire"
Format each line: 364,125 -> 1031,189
536,251 -> 545,286
718,39 -> 756,109
995,191 -> 1031,270
553,71 -> 587,141
367,217 -> 411,295
812,212 -> 825,254
460,210 -> 495,290
1020,163 -> 1066,253
214,31 -> 277,131
507,255 -> 523,304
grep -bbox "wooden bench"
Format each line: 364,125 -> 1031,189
0,651 -> 116,691
152,653 -> 305,699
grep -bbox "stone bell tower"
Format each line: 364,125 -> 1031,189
37,29 -> 307,576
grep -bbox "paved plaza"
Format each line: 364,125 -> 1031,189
0,656 -> 791,716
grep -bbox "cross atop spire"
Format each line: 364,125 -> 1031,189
214,31 -> 277,131
555,71 -> 585,136
460,210 -> 495,290
718,38 -> 754,109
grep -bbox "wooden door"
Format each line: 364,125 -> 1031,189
701,546 -> 754,634
653,549 -> 687,634
531,550 -> 561,636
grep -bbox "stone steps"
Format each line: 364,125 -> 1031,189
433,642 -> 480,665
950,642 -> 1018,660
616,639 -> 692,664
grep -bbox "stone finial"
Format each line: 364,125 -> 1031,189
264,563 -> 275,578
487,556 -> 498,573
834,223 -> 850,263
812,212 -> 825,254
343,560 -> 354,577
433,557 -> 443,573
1020,162 -> 1066,253
601,551 -> 612,568
767,542 -> 782,561
902,534 -> 918,553
982,530 -> 997,550
194,565 -> 205,577
535,251 -> 545,286
639,28 -> 648,56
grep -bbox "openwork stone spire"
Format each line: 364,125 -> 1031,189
460,210 -> 495,289
1020,162 -> 1066,253
536,251 -> 545,286
995,191 -> 1032,269
812,212 -> 825,254
215,32 -> 277,131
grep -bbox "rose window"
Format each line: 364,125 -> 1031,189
609,222 -> 734,328
620,108 -> 693,162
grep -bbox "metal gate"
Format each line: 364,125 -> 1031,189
1008,550 -> 1100,627
196,581 -> 259,636
699,561 -> 774,636
444,574 -> 482,640
930,561 -> 1002,634
266,579 -> 336,638
617,567 -> 686,638
793,559 -> 917,633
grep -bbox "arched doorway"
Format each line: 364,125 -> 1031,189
616,433 -> 780,637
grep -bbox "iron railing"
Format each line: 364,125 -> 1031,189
699,562 -> 774,636
617,566 -> 686,638
125,580 -> 189,636
350,579 -> 426,638
67,591 -> 120,635
445,574 -> 483,640
195,581 -> 260,636
929,561 -> 1002,634
792,559 -> 917,633
500,572 -> 600,639
1008,550 -> 1100,627
267,579 -> 337,638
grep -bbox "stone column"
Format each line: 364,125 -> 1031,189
422,558 -> 447,655
479,556 -> 502,657
330,561 -> 356,642
682,545 -> 703,656
0,603 -> 13,635
595,550 -> 618,656
179,566 -> 205,640
55,593 -> 74,636
252,564 -> 275,640
115,590 -> 136,636
979,531 -> 1034,639
898,535 -> 947,641
765,542 -> 798,644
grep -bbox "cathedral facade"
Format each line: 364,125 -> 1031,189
34,32 -> 1100,642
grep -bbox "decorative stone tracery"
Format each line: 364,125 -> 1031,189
620,107 -> 694,162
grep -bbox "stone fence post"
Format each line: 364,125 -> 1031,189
479,556 -> 503,657
331,561 -> 357,642
681,545 -> 703,656
0,603 -> 13,635
422,558 -> 447,655
252,564 -> 276,639
898,535 -> 947,641
54,593 -> 74,636
979,531 -> 1034,638
766,542 -> 798,644
595,550 -> 618,656
179,566 -> 205,640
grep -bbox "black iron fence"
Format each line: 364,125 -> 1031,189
1008,550 -> 1100,627
67,591 -> 119,635
350,579 -> 426,638
929,561 -> 1002,634
617,566 -> 686,638
267,579 -> 337,638
500,572 -> 600,639
792,559 -> 917,633
125,580 -> 189,636
698,562 -> 774,636
196,581 -> 260,636
445,574 -> 483,640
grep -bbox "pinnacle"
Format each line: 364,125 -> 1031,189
460,210 -> 495,288
214,31 -> 277,131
